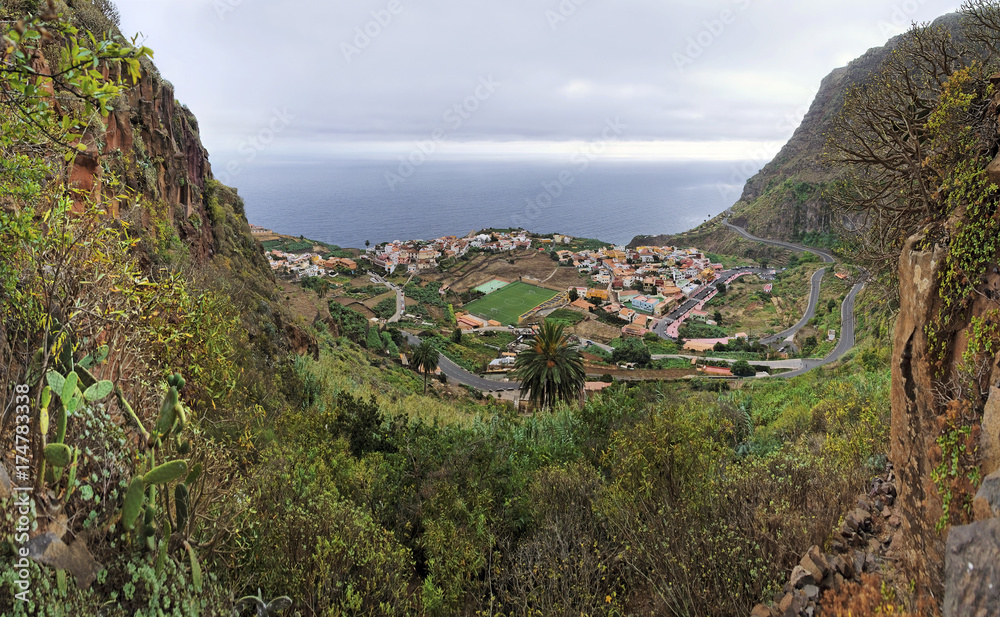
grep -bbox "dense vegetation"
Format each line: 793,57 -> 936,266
11,1 -> 1000,615
236,339 -> 890,617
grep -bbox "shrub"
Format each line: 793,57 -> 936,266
612,338 -> 652,367
732,360 -> 755,377
373,296 -> 397,319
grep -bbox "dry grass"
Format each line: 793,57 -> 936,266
567,318 -> 622,344
278,279 -> 332,325
435,250 -> 587,294
820,574 -> 936,617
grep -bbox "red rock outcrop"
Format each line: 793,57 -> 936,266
38,50 -> 218,263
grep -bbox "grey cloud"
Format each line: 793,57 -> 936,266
115,0 -> 965,161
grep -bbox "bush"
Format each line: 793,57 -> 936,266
329,301 -> 370,343
678,321 -> 728,340
300,275 -> 331,297
374,296 -> 397,319
612,338 -> 652,367
244,453 -> 415,615
732,359 -> 755,377
546,308 -> 586,327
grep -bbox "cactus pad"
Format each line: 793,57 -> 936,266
121,476 -> 145,531
143,460 -> 188,485
43,443 -> 72,467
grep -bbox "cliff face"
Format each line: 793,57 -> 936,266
631,15 -> 965,251
727,32 -> 916,243
891,234 -> 1000,604
44,7 -> 315,358
69,56 -> 217,264
629,40 -> 895,251
890,239 -> 949,596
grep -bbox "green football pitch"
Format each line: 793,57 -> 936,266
464,281 -> 560,326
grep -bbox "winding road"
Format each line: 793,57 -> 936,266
760,266 -> 828,347
722,219 -> 835,264
370,272 -> 405,323
722,218 -> 866,376
400,332 -> 519,392
392,220 -> 865,391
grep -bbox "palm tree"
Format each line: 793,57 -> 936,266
412,340 -> 440,394
512,321 -> 585,410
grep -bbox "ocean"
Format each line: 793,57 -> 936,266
231,158 -> 753,249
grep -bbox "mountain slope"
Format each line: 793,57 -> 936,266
631,13 -> 965,251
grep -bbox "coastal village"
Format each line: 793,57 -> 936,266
255,226 -> 810,386
262,228 -> 730,341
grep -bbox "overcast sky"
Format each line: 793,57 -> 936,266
113,0 -> 964,166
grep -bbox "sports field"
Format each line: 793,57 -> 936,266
464,281 -> 560,326
474,279 -> 510,295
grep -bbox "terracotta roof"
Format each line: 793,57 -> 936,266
702,366 -> 733,376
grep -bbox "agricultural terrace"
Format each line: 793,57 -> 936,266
464,281 -> 560,326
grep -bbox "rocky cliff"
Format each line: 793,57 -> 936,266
631,14 -> 964,252
890,239 -> 950,598
43,0 -> 315,358
888,69 -> 1000,611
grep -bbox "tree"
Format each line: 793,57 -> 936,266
826,21 -> 973,292
412,341 -> 440,394
451,328 -> 463,344
512,321 -> 585,409
964,0 -> 1000,55
713,310 -> 723,325
383,332 -> 399,357
365,239 -> 370,249
568,288 -> 579,302
716,282 -> 727,295
367,327 -> 384,351
732,360 -> 755,377
373,296 -> 397,320
803,336 -> 818,355
611,337 -> 651,367
827,299 -> 837,314
0,5 -> 152,153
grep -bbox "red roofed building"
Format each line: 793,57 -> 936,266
702,366 -> 733,377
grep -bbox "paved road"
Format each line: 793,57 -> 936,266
721,218 -> 867,378
777,278 -> 865,378
649,268 -> 769,340
760,266 -> 828,346
650,354 -> 804,370
401,332 -> 520,392
370,272 -> 405,323
723,218 -> 835,263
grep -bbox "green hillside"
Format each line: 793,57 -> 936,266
5,1 -> 1000,615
